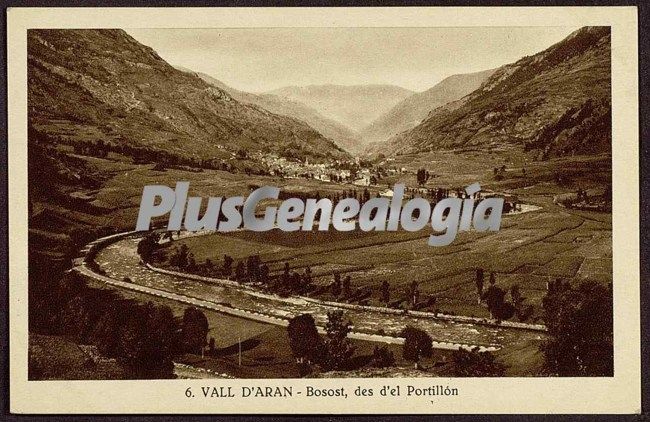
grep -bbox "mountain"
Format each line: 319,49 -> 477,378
360,69 -> 496,143
28,29 -> 348,163
186,70 -> 364,153
266,84 -> 414,133
384,27 -> 611,158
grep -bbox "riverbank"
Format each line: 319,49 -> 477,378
76,230 -> 547,353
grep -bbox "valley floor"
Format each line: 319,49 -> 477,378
29,147 -> 611,379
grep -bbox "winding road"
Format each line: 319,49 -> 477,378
77,231 -> 547,352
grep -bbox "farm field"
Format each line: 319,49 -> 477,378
33,146 -> 610,378
155,204 -> 611,322
150,150 -> 612,323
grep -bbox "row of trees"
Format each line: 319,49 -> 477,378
326,274 -> 438,311
286,311 -> 505,375
162,244 -> 314,297
156,239 -> 437,311
30,269 -> 210,378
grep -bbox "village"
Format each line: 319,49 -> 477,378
254,151 -> 406,186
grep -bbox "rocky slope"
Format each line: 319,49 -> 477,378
384,27 -> 611,158
360,69 -> 496,143
266,84 -> 413,133
190,71 -> 365,153
28,29 -> 348,163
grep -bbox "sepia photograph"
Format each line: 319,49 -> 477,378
7,5 -> 641,415
26,24 -> 615,380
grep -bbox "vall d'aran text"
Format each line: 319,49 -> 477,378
185,385 -> 459,400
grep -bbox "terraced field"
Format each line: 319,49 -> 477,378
153,154 -> 612,322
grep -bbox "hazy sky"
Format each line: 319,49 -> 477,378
126,27 -> 579,93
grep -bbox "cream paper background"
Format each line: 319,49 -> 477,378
7,6 -> 640,414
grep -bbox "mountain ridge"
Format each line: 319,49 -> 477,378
28,29 -> 349,164
266,84 -> 414,133
360,68 -> 497,143
384,26 -> 611,158
182,69 -> 365,153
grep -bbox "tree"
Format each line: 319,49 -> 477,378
287,314 -> 323,364
137,232 -> 160,262
452,346 -> 506,377
541,280 -> 613,376
281,262 -> 290,286
92,300 -> 129,358
141,303 -> 177,376
180,307 -> 209,354
380,280 -> 390,304
304,266 -> 312,288
290,272 -> 303,293
187,253 -> 197,271
408,280 -> 420,307
222,254 -> 233,277
203,258 -> 214,275
475,268 -> 485,303
331,273 -> 342,296
342,276 -> 351,298
400,326 -> 433,369
416,168 -> 429,186
234,261 -> 246,281
510,283 -> 534,322
246,255 -> 261,283
370,345 -> 395,368
322,311 -> 355,370
260,264 -> 270,284
57,294 -> 101,343
169,244 -> 189,269
482,285 -> 515,320
93,300 -> 177,378
510,283 -> 521,304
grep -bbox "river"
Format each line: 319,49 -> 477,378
90,234 -> 546,350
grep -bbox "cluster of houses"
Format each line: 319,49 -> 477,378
256,153 -> 406,186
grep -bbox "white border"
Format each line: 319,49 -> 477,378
8,6 -> 640,414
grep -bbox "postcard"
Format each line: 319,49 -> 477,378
7,6 -> 641,414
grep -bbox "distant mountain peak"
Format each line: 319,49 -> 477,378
192,72 -> 365,153
265,84 -> 414,132
360,68 -> 497,144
